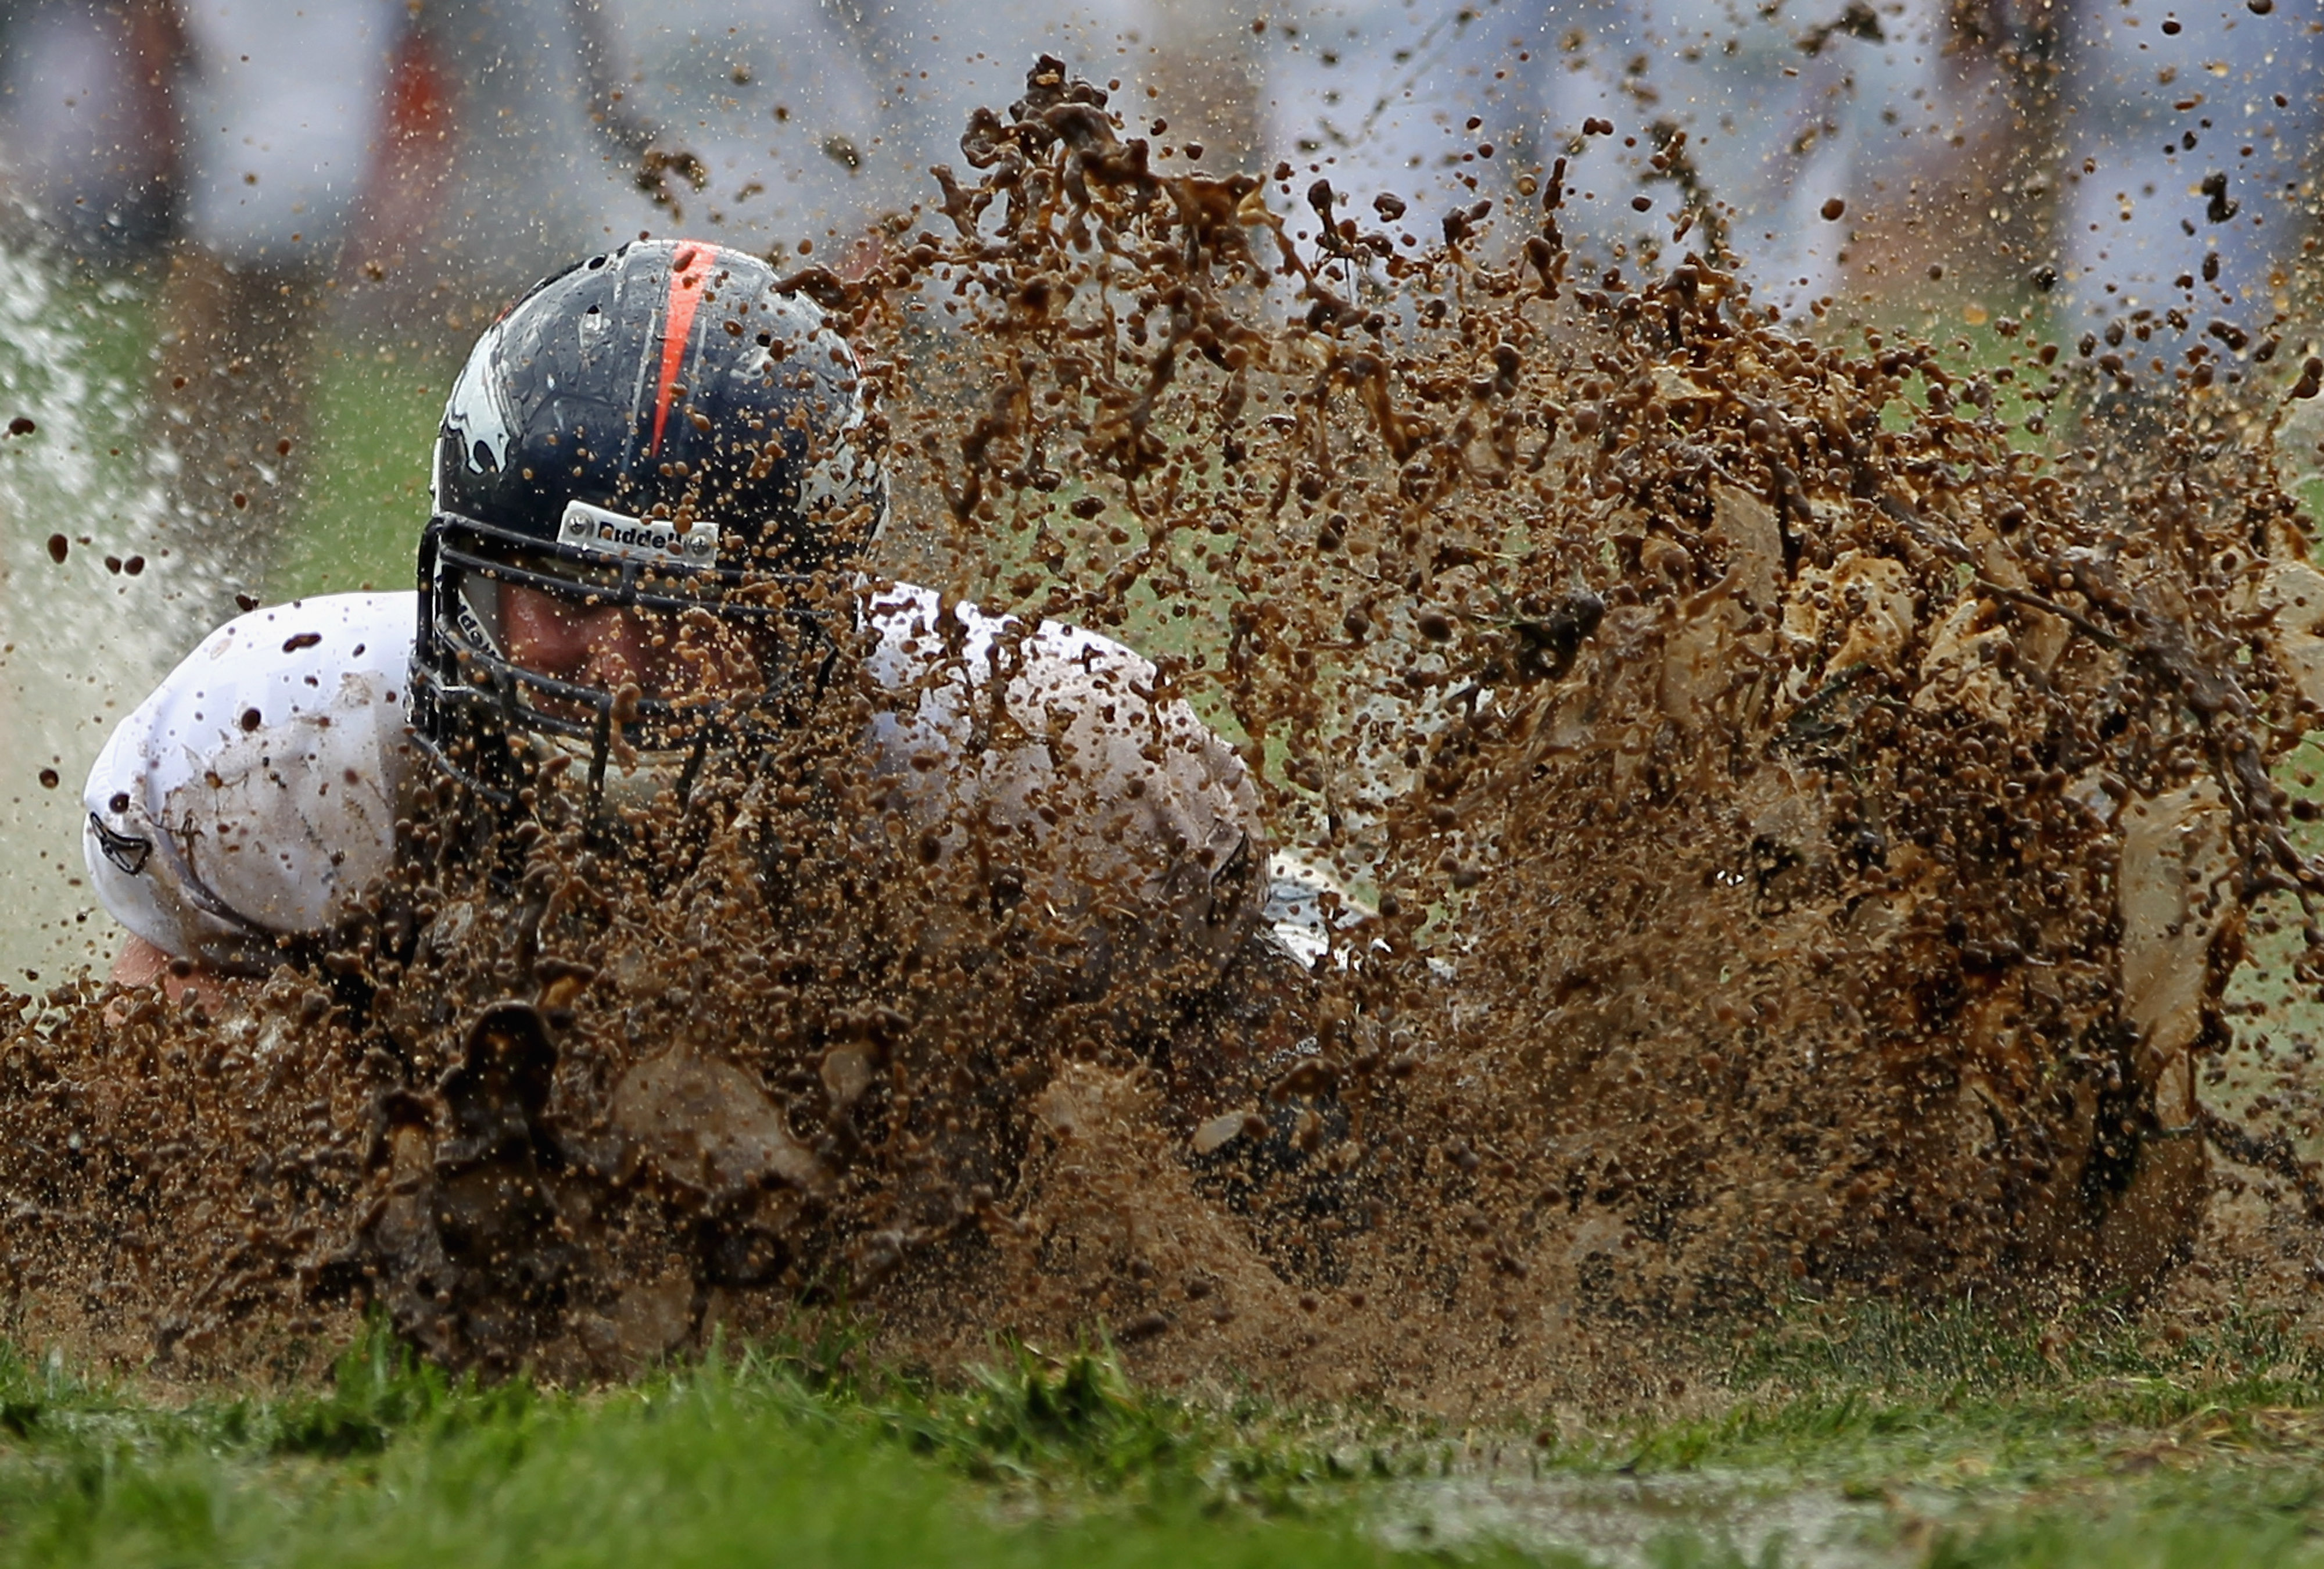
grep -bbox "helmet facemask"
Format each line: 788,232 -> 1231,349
413,504 -> 876,823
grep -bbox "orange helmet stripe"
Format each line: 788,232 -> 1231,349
648,243 -> 711,456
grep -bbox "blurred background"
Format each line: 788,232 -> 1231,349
0,0 -> 2315,980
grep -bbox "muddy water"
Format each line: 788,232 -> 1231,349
3,62 -> 2324,1409
1376,1469 -> 1907,1569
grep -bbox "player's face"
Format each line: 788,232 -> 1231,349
500,583 -> 766,711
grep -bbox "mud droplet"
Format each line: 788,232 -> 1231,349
1193,1110 -> 1255,1155
1117,1312 -> 1171,1342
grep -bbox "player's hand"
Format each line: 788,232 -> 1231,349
109,933 -> 239,1016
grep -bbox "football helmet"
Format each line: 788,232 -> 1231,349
409,239 -> 886,811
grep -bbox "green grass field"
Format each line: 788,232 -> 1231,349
10,1305 -> 2324,1567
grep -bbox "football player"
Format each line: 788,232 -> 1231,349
84,239 -> 1270,1014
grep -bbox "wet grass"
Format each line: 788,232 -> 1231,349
6,1306 -> 2324,1566
0,1320 -> 1526,1569
1533,1299 -> 2324,1566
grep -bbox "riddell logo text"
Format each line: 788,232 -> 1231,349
558,501 -> 718,566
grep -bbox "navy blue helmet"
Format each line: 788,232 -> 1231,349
410,239 -> 886,807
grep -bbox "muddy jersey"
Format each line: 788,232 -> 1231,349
84,586 -> 1264,979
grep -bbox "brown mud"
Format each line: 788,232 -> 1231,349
5,60 -> 2324,1413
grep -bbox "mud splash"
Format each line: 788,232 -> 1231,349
4,60 -> 2323,1409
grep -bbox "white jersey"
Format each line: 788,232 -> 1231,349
85,586 -> 1266,979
